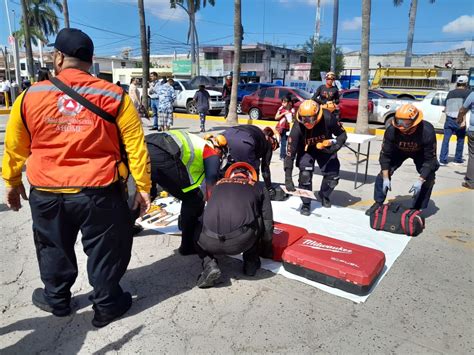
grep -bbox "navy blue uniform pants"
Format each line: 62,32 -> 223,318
297,151 -> 340,205
29,183 -> 133,314
148,145 -> 205,252
374,155 -> 437,210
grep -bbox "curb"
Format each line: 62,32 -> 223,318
173,113 -> 462,142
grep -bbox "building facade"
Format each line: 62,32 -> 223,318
202,44 -> 308,83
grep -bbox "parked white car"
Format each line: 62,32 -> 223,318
382,90 -> 471,130
172,80 -> 224,115
411,91 -> 449,130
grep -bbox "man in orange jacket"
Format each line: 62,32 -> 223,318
2,28 -> 151,328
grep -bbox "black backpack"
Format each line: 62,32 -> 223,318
369,203 -> 425,237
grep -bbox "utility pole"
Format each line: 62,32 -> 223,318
63,0 -> 70,28
138,0 -> 149,110
313,0 -> 321,48
330,0 -> 339,72
20,0 -> 35,80
4,0 -> 20,82
147,25 -> 151,63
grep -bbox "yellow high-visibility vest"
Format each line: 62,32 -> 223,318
167,130 -> 208,192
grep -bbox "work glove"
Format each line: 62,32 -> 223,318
382,178 -> 391,195
267,186 -> 276,200
409,179 -> 423,197
316,139 -> 333,150
323,143 -> 341,155
285,177 -> 296,192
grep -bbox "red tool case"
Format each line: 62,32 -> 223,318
282,233 -> 386,295
272,222 -> 308,261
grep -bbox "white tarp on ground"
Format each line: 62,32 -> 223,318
138,195 -> 411,303
261,196 -> 411,303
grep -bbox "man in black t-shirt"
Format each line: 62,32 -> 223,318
312,72 -> 339,114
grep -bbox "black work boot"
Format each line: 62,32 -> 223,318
318,192 -> 331,208
365,202 -> 382,216
243,257 -> 261,277
32,288 -> 71,317
300,204 -> 311,216
92,292 -> 132,328
196,258 -> 221,288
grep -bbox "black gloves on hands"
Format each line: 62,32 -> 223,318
323,143 -> 341,155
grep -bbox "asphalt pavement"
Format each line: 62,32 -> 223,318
0,113 -> 473,354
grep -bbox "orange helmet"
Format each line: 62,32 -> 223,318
204,133 -> 228,150
224,162 -> 258,181
392,104 -> 423,134
296,100 -> 323,129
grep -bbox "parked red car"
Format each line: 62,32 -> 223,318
338,89 -> 375,121
240,86 -> 313,119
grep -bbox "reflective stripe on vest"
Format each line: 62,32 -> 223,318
23,68 -> 124,188
167,130 -> 207,192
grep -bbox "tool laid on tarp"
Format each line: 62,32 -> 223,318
282,233 -> 386,296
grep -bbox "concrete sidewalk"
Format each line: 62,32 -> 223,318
0,115 -> 473,353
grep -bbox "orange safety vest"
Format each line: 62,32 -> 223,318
22,68 -> 124,188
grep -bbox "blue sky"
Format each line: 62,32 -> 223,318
1,0 -> 473,57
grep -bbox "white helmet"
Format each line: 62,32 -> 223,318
457,75 -> 468,85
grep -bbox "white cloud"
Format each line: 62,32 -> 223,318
342,16 -> 362,31
118,0 -> 189,22
442,15 -> 474,34
451,39 -> 474,53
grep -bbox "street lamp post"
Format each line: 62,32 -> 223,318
4,0 -> 21,82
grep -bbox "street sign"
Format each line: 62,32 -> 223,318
8,35 -> 14,45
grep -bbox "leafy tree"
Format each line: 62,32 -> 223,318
302,38 -> 344,81
16,0 -> 63,45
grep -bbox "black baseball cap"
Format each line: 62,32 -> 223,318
49,28 -> 94,63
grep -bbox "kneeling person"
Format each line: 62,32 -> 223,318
196,163 -> 274,288
146,130 -> 227,255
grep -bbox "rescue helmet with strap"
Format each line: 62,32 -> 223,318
296,99 -> 323,129
204,133 -> 228,154
392,103 -> 423,135
224,162 -> 258,182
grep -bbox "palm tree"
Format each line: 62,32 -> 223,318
226,0 -> 242,124
138,0 -> 149,110
170,0 -> 215,77
16,0 -> 62,70
394,0 -> 435,67
63,0 -> 70,28
20,0 -> 35,80
356,0 -> 371,134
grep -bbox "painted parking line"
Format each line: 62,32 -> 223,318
351,186 -> 471,207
